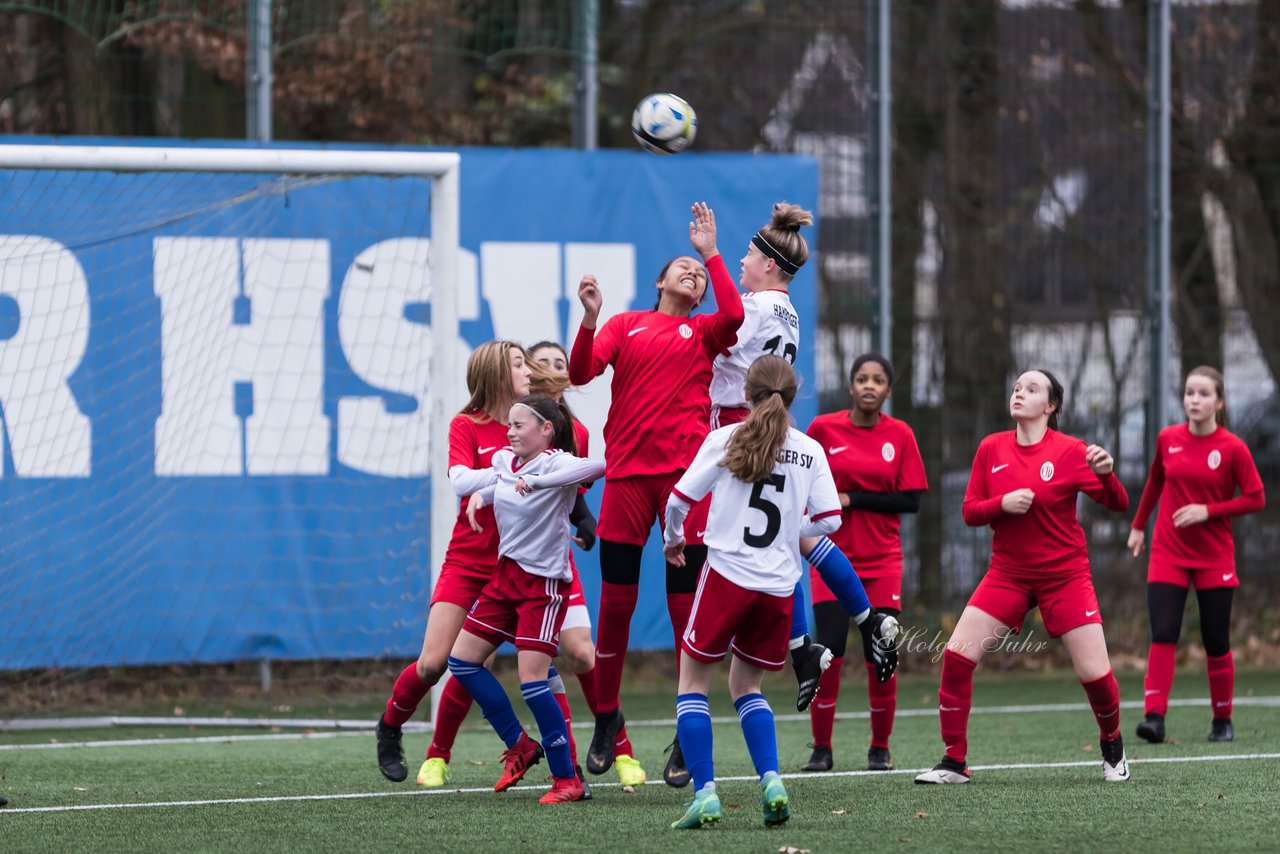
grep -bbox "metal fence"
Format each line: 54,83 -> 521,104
2,0 -> 1276,637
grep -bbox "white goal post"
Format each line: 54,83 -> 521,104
0,144 -> 458,724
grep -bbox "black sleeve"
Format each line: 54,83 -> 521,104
569,493 -> 597,551
845,489 -> 923,515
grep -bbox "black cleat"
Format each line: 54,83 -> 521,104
376,718 -> 408,782
664,734 -> 691,788
791,636 -> 833,712
802,744 -> 833,772
867,746 -> 893,771
1136,712 -> 1166,744
575,764 -> 593,800
0,795 -> 8,808
1208,717 -> 1234,742
586,708 -> 624,775
865,611 -> 901,683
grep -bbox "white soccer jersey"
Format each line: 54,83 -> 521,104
450,449 -> 604,582
665,424 -> 841,596
709,289 -> 800,408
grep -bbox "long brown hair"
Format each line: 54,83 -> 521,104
722,355 -> 797,483
460,341 -> 567,423
1187,365 -> 1229,427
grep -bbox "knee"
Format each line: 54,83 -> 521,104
559,640 -> 595,674
416,653 -> 448,683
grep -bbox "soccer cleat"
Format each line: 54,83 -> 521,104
615,754 -> 647,787
867,746 -> 893,771
539,774 -> 586,804
760,772 -> 791,827
914,756 -> 971,784
664,734 -> 692,788
801,745 -> 833,772
1136,712 -> 1166,744
586,708 -> 624,775
791,636 -> 834,712
1101,735 -> 1130,782
671,785 -> 722,829
866,611 -> 901,683
415,756 -> 450,788
575,764 -> 593,800
1208,717 -> 1234,742
375,718 -> 408,782
494,732 -> 545,792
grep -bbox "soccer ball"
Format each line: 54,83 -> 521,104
631,93 -> 697,155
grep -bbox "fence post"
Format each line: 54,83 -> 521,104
867,0 -> 893,385
1147,0 -> 1171,454
246,0 -> 273,142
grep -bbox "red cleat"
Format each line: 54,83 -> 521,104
539,775 -> 585,804
494,733 -> 544,792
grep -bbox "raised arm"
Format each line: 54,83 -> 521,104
688,202 -> 744,347
569,274 -> 605,386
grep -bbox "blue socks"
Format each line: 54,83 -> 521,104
789,581 -> 810,642
734,692 -> 778,778
447,656 -> 523,748
676,692 -> 715,791
807,536 -> 872,623
521,680 -> 573,779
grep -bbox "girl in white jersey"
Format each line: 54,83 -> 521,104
662,355 -> 842,829
445,394 -> 605,805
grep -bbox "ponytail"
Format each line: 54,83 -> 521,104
722,355 -> 797,483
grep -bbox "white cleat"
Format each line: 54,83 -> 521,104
914,757 -> 971,784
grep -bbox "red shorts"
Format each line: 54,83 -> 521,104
429,517 -> 500,608
710,405 -> 750,428
682,565 -> 792,670
1147,556 -> 1240,590
464,556 -> 571,655
810,567 -> 903,612
966,568 -> 1102,638
598,472 -> 710,546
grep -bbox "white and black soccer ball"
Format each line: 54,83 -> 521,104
631,93 -> 698,155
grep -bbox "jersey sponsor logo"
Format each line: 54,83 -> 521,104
881,442 -> 895,462
1168,445 -> 1184,454
991,463 -> 1009,473
1085,609 -> 1098,617
891,594 -> 901,601
1208,449 -> 1222,470
477,446 -> 497,454
678,323 -> 693,339
627,325 -> 649,337
828,445 -> 847,455
1040,461 -> 1055,482
1222,573 -> 1235,582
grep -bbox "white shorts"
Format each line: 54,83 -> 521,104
560,603 -> 592,633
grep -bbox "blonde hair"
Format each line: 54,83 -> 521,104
722,355 -> 797,483
1187,365 -> 1229,427
757,202 -> 813,281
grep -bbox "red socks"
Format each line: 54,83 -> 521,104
867,663 -> 898,750
666,592 -> 695,659
593,582 -> 639,714
426,676 -> 474,761
383,663 -> 432,728
1207,651 -> 1234,719
939,649 -> 976,763
1081,669 -> 1122,741
807,656 -> 843,749
1143,642 -> 1176,717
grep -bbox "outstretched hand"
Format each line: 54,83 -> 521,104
578,274 -> 602,325
688,201 -> 719,260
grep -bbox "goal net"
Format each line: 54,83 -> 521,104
0,144 -> 459,723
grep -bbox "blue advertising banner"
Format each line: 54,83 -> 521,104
0,141 -> 818,668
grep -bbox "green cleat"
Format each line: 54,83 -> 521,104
671,785 -> 722,829
416,757 -> 450,788
760,772 -> 791,827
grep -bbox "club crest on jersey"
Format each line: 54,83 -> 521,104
1208,449 -> 1222,470
881,442 -> 895,462
679,323 -> 693,339
1040,461 -> 1055,482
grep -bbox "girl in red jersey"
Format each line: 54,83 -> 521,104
568,202 -> 745,784
801,352 -> 927,773
1127,366 -> 1265,744
915,369 -> 1131,785
446,393 -> 605,804
374,340 -> 555,783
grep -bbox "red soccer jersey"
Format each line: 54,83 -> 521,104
1130,423 -> 1265,570
962,429 -> 1129,578
444,412 -> 510,564
569,254 -> 744,478
806,412 -> 928,576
